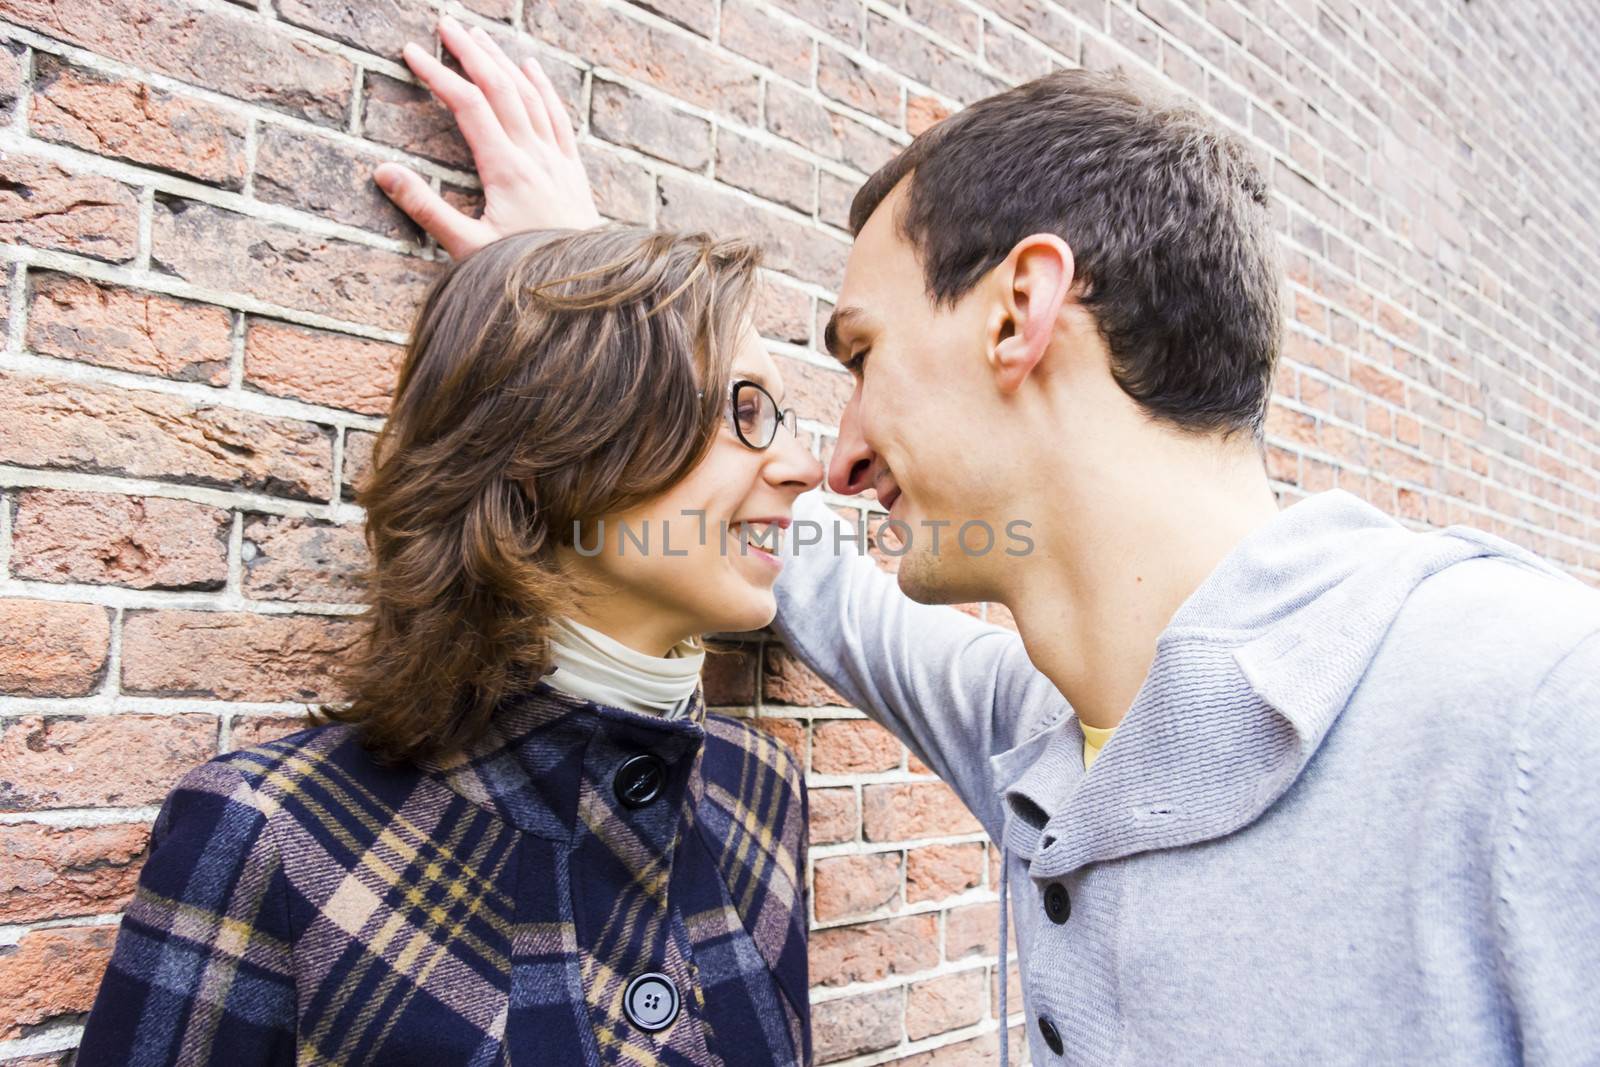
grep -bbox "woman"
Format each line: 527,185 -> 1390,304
73,35 -> 826,1064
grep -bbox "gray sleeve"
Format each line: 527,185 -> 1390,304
1492,626 -> 1600,1067
770,488 -> 1067,838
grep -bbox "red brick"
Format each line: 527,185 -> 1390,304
241,513 -> 367,603
814,850 -> 900,921
864,781 -> 983,841
0,925 -> 118,1040
11,489 -> 230,591
590,78 -> 712,171
0,151 -> 138,263
906,842 -> 985,902
243,318 -> 403,417
812,987 -> 902,1063
714,128 -> 816,215
809,912 -> 938,986
765,81 -> 904,174
30,54 -> 248,188
360,71 -> 471,168
866,11 -> 1005,103
150,197 -> 440,332
0,0 -> 355,125
702,642 -> 759,703
809,787 -> 860,845
254,125 -> 418,240
0,371 -> 334,503
341,428 -> 379,505
779,354 -> 855,426
906,93 -> 953,135
657,173 -> 848,290
0,822 -> 150,923
906,968 -> 986,1040
720,0 -> 815,84
0,714 -> 217,809
763,644 -> 850,707
750,716 -> 808,767
817,47 -> 902,125
0,599 -> 111,697
0,38 -> 23,107
274,0 -> 435,60
813,719 -> 902,774
27,272 -> 234,385
753,274 -> 814,346
945,900 -> 1001,959
229,712 -> 318,749
121,609 -> 360,702
526,0 -> 760,124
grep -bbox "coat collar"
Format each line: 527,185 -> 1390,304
992,489 -> 1566,878
418,679 -> 709,841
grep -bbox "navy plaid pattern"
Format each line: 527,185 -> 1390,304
76,681 -> 810,1066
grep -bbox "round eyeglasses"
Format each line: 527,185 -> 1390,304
699,379 -> 799,451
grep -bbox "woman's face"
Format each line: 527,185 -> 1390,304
556,326 -> 826,654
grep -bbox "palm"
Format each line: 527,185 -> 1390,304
375,16 -> 603,261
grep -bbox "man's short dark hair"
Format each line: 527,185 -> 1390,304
850,68 -> 1281,441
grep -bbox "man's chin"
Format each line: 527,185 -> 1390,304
894,547 -> 961,606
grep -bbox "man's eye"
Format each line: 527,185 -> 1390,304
844,348 -> 870,375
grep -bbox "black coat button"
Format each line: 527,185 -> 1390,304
1044,882 -> 1071,924
1038,1015 -> 1064,1055
624,972 -> 680,1031
614,753 -> 667,808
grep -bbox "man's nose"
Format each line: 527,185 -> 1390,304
826,389 -> 877,496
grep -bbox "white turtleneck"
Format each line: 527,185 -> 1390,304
543,615 -> 705,719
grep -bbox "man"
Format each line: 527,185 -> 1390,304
377,18 -> 1600,1065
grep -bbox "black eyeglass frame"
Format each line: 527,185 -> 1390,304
698,378 -> 799,451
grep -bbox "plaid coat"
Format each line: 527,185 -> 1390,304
76,681 -> 811,1066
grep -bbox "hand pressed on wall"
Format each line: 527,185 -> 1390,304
374,14 -> 603,259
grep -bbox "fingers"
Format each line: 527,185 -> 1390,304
373,162 -> 486,260
400,40 -> 522,186
465,25 -> 557,149
521,53 -> 580,159
435,16 -> 541,158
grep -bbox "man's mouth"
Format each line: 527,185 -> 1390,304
876,475 -> 902,514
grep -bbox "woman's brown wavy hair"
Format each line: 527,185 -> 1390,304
314,226 -> 764,765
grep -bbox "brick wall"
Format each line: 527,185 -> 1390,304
1,0 -> 1597,1062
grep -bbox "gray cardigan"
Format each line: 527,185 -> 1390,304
773,486 -> 1600,1066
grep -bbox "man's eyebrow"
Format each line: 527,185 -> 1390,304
823,304 -> 873,362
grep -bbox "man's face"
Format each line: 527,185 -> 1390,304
823,179 -> 1009,604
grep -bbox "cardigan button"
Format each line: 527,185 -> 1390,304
624,972 -> 680,1032
1038,1014 -> 1064,1055
1044,882 -> 1071,924
614,754 -> 667,808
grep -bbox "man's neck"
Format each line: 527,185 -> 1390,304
996,437 -> 1282,731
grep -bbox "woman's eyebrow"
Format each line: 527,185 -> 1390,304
736,370 -> 787,406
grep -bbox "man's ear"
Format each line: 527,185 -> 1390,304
985,234 -> 1075,395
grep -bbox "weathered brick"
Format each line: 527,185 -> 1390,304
763,644 -> 850,707
750,716 -> 807,765
229,712 -> 318,749
11,489 -> 230,591
274,0 -> 434,60
30,53 -> 248,188
0,37 -> 23,108
241,513 -> 367,603
0,713 -> 217,809
0,371 -> 334,502
778,354 -> 855,426
813,718 -> 902,774
361,71 -> 471,168
719,0 -> 815,84
714,127 -> 816,215
243,317 -> 403,416
866,12 -> 1006,103
765,81 -> 904,173
812,987 -> 902,1063
0,925 -> 118,1040
814,850 -> 900,921
526,0 -> 761,125
254,125 -> 420,240
945,900 -> 1001,959
151,197 -> 439,332
0,821 -> 150,923
753,273 -> 814,345
27,272 -> 233,385
863,781 -> 982,841
809,912 -> 938,986
342,428 -> 379,502
590,79 -> 712,171
121,609 -> 361,702
906,842 -> 985,902
657,173 -> 848,290
817,44 -> 903,124
586,141 -> 658,227
702,642 -> 759,703
0,599 -> 111,697
906,968 -> 986,1040
0,0 -> 355,125
809,786 -> 859,844
0,151 -> 139,263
